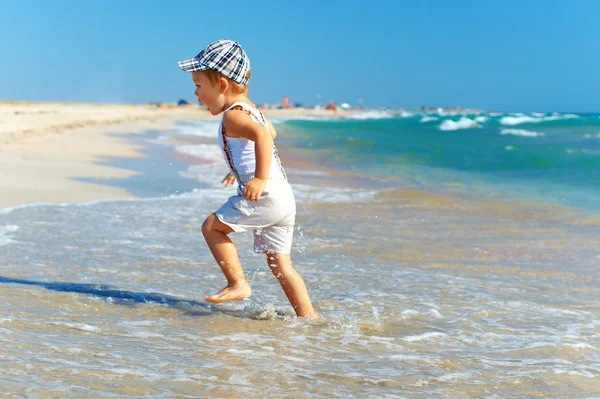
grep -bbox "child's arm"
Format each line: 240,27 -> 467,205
222,110 -> 273,202
221,173 -> 236,187
221,118 -> 274,188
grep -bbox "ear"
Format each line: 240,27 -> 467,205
219,77 -> 229,94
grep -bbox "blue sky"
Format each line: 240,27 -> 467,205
1,0 -> 597,112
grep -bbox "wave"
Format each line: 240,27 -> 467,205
439,117 -> 480,131
348,110 -> 394,120
584,133 -> 600,139
420,116 -> 439,123
277,111 -> 396,123
175,144 -> 223,163
500,128 -> 545,137
0,225 -> 19,246
179,163 -> 229,188
500,116 -> 541,125
500,113 -> 580,126
292,184 -> 378,203
282,115 -> 336,122
171,120 -> 220,138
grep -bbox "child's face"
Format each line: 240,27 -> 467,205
191,71 -> 224,115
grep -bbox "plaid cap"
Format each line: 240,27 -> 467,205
178,40 -> 250,85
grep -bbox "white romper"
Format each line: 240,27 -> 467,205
214,102 -> 296,254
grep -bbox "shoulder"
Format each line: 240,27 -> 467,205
222,108 -> 251,134
223,108 -> 265,140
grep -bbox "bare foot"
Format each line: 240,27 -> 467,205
205,282 -> 252,304
301,311 -> 321,320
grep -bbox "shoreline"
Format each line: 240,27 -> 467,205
0,102 -> 348,209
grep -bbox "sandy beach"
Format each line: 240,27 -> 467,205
0,102 -> 343,209
2,103 -> 599,398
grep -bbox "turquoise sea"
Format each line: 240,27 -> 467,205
1,110 -> 599,397
277,110 -> 600,211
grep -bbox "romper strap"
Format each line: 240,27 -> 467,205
220,105 -> 246,183
221,104 -> 288,182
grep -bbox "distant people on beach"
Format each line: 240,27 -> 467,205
326,101 -> 338,116
178,40 -> 319,319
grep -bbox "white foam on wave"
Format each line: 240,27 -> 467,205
439,117 -> 480,131
286,114 -> 335,121
583,133 -> 600,139
349,110 -> 394,120
285,168 -> 328,177
175,144 -> 223,163
401,308 -> 443,320
500,128 -> 545,137
130,331 -> 166,339
500,116 -> 540,125
52,322 -> 102,333
403,331 -> 450,342
171,120 -> 220,138
547,113 -> 580,120
0,198 -> 142,215
562,342 -> 599,351
435,371 -> 479,383
553,369 -> 598,379
0,225 -> 19,246
500,113 -> 581,126
292,184 -> 378,203
419,116 -> 439,123
179,163 -> 230,188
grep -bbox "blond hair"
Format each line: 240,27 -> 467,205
202,69 -> 250,95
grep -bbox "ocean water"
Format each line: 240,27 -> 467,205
1,110 -> 599,398
277,110 -> 600,211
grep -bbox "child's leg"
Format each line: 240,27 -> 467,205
266,252 -> 319,319
202,213 -> 251,303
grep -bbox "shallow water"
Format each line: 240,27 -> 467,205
1,114 -> 599,398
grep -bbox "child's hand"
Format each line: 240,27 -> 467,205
221,173 -> 236,187
243,178 -> 267,202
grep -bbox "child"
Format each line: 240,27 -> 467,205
178,40 -> 319,319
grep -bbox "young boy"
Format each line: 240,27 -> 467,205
178,40 -> 319,319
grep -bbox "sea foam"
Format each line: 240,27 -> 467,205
439,117 -> 480,131
175,144 -> 223,163
419,116 -> 438,123
171,120 -> 220,138
0,225 -> 19,246
292,184 -> 378,203
500,128 -> 545,137
500,113 -> 580,126
349,110 -> 394,120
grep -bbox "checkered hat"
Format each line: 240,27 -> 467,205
178,40 -> 250,85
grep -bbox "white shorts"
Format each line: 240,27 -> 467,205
215,180 -> 296,254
